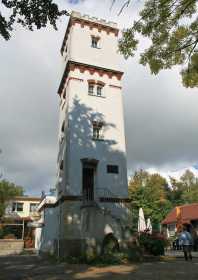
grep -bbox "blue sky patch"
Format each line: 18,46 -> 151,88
193,164 -> 198,170
68,0 -> 81,4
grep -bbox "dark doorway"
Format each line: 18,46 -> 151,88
82,167 -> 94,201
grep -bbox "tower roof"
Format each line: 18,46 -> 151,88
61,11 -> 119,55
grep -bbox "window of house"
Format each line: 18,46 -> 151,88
88,84 -> 94,94
92,122 -> 103,140
30,203 -> 38,212
91,36 -> 99,48
107,165 -> 119,174
12,202 -> 24,212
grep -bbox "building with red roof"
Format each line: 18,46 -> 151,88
162,203 -> 198,238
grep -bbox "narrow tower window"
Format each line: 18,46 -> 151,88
63,89 -> 66,99
60,160 -> 64,171
91,36 -> 99,48
61,121 -> 65,133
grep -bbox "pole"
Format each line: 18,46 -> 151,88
58,200 -> 61,258
22,219 -> 25,240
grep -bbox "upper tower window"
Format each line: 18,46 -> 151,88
91,36 -> 100,48
97,85 -> 102,97
88,83 -> 94,94
88,80 -> 105,97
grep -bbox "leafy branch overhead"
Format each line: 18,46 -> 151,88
0,0 -> 69,40
1,0 -> 197,88
118,0 -> 198,88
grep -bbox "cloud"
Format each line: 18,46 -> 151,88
146,166 -> 198,185
0,0 -> 197,195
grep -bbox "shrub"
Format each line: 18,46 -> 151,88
3,233 -> 16,239
139,232 -> 167,256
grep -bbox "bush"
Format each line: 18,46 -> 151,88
139,232 -> 167,256
89,252 -> 127,265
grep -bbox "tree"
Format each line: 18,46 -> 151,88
118,0 -> 198,88
128,170 -> 171,227
180,169 -> 198,203
180,169 -> 196,190
166,176 -> 185,206
0,0 -> 69,40
0,180 -> 23,217
0,149 -> 2,179
166,169 -> 198,205
129,169 -> 198,230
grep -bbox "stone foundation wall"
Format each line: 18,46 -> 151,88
56,239 -> 85,257
0,240 -> 24,256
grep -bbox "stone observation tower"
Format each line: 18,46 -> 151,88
55,11 -> 129,257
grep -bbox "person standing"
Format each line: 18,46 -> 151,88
179,225 -> 193,261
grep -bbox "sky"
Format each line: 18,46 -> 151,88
0,0 -> 198,195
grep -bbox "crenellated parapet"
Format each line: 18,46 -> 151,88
61,11 -> 119,55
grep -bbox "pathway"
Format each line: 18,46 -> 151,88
0,254 -> 198,280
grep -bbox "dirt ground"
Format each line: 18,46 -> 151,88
0,255 -> 198,280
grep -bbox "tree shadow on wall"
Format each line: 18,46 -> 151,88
59,95 -> 128,198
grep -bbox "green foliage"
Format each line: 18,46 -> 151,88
139,232 -> 168,256
167,169 -> 198,205
65,250 -> 142,265
0,0 -> 69,40
89,252 -> 128,265
0,179 -> 23,217
129,170 -> 172,226
129,169 -> 198,228
118,0 -> 198,88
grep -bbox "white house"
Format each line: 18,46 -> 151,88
39,11 -> 130,257
3,196 -> 41,249
34,196 -> 58,253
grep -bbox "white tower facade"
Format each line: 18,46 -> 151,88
56,11 -> 129,257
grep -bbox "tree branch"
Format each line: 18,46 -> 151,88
174,38 -> 198,52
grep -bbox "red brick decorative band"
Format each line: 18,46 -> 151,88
58,61 -> 123,96
109,84 -> 122,90
69,77 -> 84,82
